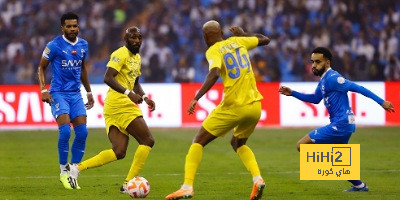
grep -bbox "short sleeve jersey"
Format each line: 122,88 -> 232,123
104,46 -> 142,107
205,36 -> 263,107
42,35 -> 89,92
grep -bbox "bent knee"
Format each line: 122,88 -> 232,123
296,142 -> 302,152
114,150 -> 126,160
141,137 -> 155,148
231,143 -> 245,152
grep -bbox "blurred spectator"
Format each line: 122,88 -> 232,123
384,54 -> 400,81
172,56 -> 195,83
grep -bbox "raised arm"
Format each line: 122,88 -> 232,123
229,26 -> 270,46
279,86 -> 323,104
348,82 -> 395,113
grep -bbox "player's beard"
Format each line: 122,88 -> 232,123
65,32 -> 78,42
312,64 -> 326,76
126,44 -> 140,54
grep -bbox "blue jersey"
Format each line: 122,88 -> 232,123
317,69 -> 354,124
42,35 -> 89,92
292,69 -> 384,125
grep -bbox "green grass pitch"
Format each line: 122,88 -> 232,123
0,127 -> 399,199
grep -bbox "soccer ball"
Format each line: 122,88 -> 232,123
127,176 -> 150,198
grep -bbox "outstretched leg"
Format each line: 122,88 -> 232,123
68,126 -> 127,189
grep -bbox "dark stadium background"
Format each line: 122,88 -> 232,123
1,0 -> 399,84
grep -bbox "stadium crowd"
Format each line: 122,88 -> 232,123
1,0 -> 399,84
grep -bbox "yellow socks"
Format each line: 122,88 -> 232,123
77,149 -> 117,171
183,143 -> 203,186
237,145 -> 261,178
124,145 -> 152,182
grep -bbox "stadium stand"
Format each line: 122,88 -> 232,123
0,0 -> 399,84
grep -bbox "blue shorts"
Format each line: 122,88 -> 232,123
50,92 -> 86,120
308,123 -> 356,144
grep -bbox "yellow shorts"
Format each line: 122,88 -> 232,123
202,101 -> 261,138
103,103 -> 143,136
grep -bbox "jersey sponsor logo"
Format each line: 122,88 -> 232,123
62,59 -> 82,67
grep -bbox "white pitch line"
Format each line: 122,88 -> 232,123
0,169 -> 399,180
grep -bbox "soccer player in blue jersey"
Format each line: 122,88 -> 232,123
37,12 -> 94,190
279,47 -> 395,192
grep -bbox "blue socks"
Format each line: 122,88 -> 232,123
58,124 -> 71,165
58,124 -> 89,166
71,124 -> 88,164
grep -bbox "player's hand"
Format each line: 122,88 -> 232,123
128,93 -> 143,104
187,100 -> 198,115
382,101 -> 395,113
144,98 -> 155,112
85,93 -> 94,110
41,91 -> 54,105
229,26 -> 245,36
279,86 -> 292,96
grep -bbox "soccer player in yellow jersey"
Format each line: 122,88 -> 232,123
166,20 -> 270,200
68,27 -> 156,194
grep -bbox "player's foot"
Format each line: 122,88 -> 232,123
120,183 -> 128,194
68,163 -> 81,189
249,178 -> 266,200
165,187 -> 194,200
343,184 -> 369,192
59,173 -> 73,189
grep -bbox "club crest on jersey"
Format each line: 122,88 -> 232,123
112,56 -> 120,63
337,77 -> 345,84
81,49 -> 85,58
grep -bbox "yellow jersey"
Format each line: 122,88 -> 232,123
205,36 -> 263,107
104,46 -> 142,108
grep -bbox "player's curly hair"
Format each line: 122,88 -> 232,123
60,12 -> 79,26
312,47 -> 332,62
